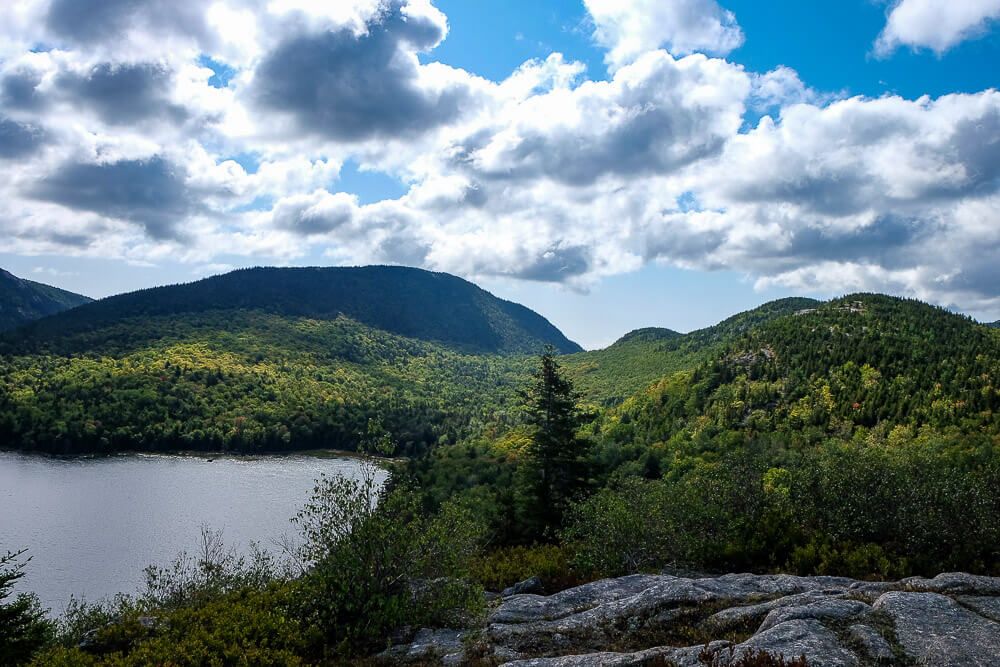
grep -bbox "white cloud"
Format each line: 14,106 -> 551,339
0,0 -> 998,320
876,0 -> 1000,55
584,0 -> 744,67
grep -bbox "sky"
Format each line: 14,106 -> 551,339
0,0 -> 998,349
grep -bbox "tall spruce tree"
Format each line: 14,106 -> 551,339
516,346 -> 588,539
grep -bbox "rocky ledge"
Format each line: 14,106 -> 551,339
384,571 -> 1000,666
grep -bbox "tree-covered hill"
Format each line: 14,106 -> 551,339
613,327 -> 681,345
0,265 -> 592,454
0,310 -> 535,455
417,294 -> 1000,583
988,320 -> 1000,329
562,297 -> 821,406
4,284 -> 996,459
599,293 -> 1000,457
5,266 -> 581,356
0,268 -> 92,331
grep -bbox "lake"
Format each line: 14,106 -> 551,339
0,450 -> 382,614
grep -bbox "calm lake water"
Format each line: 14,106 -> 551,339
0,450 -> 381,614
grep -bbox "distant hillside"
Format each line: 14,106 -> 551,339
0,265 -> 582,455
5,285 -> 994,457
0,268 -> 92,331
988,320 -> 1000,329
563,298 -> 820,405
612,327 -> 681,345
7,266 -> 581,355
603,293 -> 1000,451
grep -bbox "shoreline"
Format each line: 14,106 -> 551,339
0,447 -> 404,467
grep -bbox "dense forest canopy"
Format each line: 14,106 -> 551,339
1,281 -> 997,457
0,269 -> 92,332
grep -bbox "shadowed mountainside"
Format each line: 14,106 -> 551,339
0,268 -> 92,332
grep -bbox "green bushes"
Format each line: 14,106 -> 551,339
469,544 -> 579,592
561,440 -> 1000,580
292,460 -> 486,656
36,585 -> 307,667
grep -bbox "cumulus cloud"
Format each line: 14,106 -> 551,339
271,190 -> 358,236
0,117 -> 47,158
1,69 -> 47,111
453,51 -> 748,186
249,0 -> 481,141
584,0 -> 744,67
29,157 -> 196,240
56,63 -> 188,126
0,0 -> 998,319
876,0 -> 1000,55
45,0 -> 214,57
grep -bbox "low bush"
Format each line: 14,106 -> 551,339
469,544 -> 580,592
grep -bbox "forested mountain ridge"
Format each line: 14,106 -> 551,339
0,268 -> 92,331
2,282 -> 996,458
561,297 -> 822,406
0,265 -> 587,454
598,293 -> 1000,458
3,266 -> 581,356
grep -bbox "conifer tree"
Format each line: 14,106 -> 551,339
0,549 -> 53,665
516,346 -> 588,538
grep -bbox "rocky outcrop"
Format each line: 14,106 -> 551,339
874,592 -> 1000,666
384,572 -> 1000,666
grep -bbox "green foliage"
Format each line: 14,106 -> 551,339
562,297 -> 821,407
417,293 -> 1000,581
0,549 -> 54,665
29,459 -> 488,664
515,348 -> 591,538
10,290 -> 1000,664
34,585 -> 307,667
468,544 -> 579,592
138,527 -> 283,612
292,459 -> 486,656
563,438 -> 1000,579
5,265 -> 580,355
0,312 -> 533,455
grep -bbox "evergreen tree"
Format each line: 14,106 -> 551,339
0,549 -> 53,665
516,347 -> 589,539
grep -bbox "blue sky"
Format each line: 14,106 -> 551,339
1,0 -> 998,348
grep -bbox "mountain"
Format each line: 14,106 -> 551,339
562,297 -> 821,406
988,320 -> 1000,329
4,283 -> 995,457
7,266 -> 580,355
0,265 -> 578,455
0,268 -> 92,331
612,327 -> 681,345
602,293 -> 1000,452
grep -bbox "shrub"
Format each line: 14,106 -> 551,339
469,544 -> 579,592
292,459 -> 487,656
140,526 -> 283,611
33,585 -> 307,667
